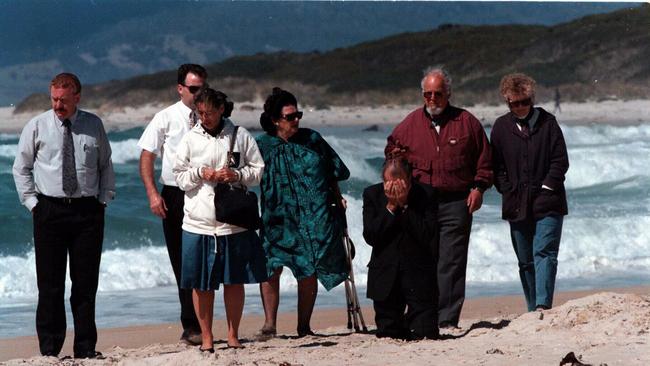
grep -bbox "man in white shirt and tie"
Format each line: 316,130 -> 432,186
13,72 -> 115,359
137,64 -> 207,345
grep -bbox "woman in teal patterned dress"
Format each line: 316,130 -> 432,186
255,88 -> 350,337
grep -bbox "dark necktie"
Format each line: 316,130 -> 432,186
62,119 -> 78,196
189,110 -> 198,129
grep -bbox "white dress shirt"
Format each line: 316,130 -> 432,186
137,101 -> 193,186
13,109 -> 116,211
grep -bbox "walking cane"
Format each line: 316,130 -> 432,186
332,186 -> 367,333
342,226 -> 367,333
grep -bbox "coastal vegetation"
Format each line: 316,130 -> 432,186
15,4 -> 650,113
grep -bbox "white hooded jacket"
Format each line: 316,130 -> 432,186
173,118 -> 264,236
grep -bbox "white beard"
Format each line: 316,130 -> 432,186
426,106 -> 444,116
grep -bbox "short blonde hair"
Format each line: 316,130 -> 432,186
50,73 -> 81,94
499,73 -> 535,101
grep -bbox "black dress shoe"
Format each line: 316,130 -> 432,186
74,351 -> 104,359
297,328 -> 315,337
180,330 -> 202,345
439,322 -> 460,330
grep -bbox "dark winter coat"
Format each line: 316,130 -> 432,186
490,107 -> 569,222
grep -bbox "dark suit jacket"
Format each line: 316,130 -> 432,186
490,107 -> 569,222
362,181 -> 437,301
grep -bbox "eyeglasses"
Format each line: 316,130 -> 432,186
182,84 -> 203,94
423,91 -> 446,100
508,98 -> 532,108
281,111 -> 303,122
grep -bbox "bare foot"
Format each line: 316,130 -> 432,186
227,338 -> 244,349
254,326 -> 277,341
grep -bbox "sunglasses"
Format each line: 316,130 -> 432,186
281,111 -> 303,122
508,98 -> 532,108
182,84 -> 203,94
423,91 -> 446,100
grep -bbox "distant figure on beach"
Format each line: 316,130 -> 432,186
12,73 -> 115,358
385,66 -> 492,330
137,64 -> 206,345
362,155 -> 439,340
173,88 -> 267,351
490,73 -> 569,312
255,88 -> 350,338
554,87 -> 561,114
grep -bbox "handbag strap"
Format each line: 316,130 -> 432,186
229,125 -> 239,154
227,125 -> 246,190
227,125 -> 239,166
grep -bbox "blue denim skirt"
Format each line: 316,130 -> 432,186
181,230 -> 268,291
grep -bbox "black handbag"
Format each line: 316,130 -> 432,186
214,126 -> 260,230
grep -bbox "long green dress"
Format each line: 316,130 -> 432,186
256,128 -> 350,290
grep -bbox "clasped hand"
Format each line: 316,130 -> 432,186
201,166 -> 238,183
384,179 -> 408,211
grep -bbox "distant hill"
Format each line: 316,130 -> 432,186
15,4 -> 650,112
1,1 -> 634,106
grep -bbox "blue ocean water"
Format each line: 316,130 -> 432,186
1,122 -> 650,338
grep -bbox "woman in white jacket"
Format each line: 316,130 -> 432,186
173,89 -> 267,351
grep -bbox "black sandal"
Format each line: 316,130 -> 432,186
199,347 -> 215,353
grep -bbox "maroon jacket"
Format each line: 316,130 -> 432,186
386,105 -> 493,193
490,107 -> 569,222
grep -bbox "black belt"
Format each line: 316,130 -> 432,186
437,190 -> 471,202
162,185 -> 182,192
38,194 -> 98,205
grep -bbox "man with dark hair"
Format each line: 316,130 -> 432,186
386,66 -> 493,330
13,72 -> 115,358
137,64 -> 207,344
362,157 -> 438,340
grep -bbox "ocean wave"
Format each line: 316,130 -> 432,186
0,139 -> 142,164
323,135 -> 386,183
466,214 -> 650,283
0,133 -> 19,142
110,138 -> 142,164
565,141 -> 650,189
0,246 -> 175,299
3,193 -> 650,300
562,124 -> 650,146
0,144 -> 17,159
3,125 -> 650,300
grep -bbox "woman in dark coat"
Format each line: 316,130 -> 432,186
490,73 -> 569,312
255,88 -> 350,338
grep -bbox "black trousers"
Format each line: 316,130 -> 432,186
161,185 -> 199,334
33,196 -> 104,356
436,193 -> 472,326
373,268 -> 438,340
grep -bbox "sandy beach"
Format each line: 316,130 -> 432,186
1,286 -> 648,365
2,99 -> 650,134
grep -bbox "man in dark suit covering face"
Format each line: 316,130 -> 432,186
362,156 -> 438,340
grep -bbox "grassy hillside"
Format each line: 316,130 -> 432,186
15,4 -> 650,112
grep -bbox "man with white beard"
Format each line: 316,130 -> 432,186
385,66 -> 492,330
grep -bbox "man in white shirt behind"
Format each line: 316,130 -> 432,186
137,64 -> 207,345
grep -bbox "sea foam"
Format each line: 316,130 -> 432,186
3,193 -> 650,299
2,124 -> 650,300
